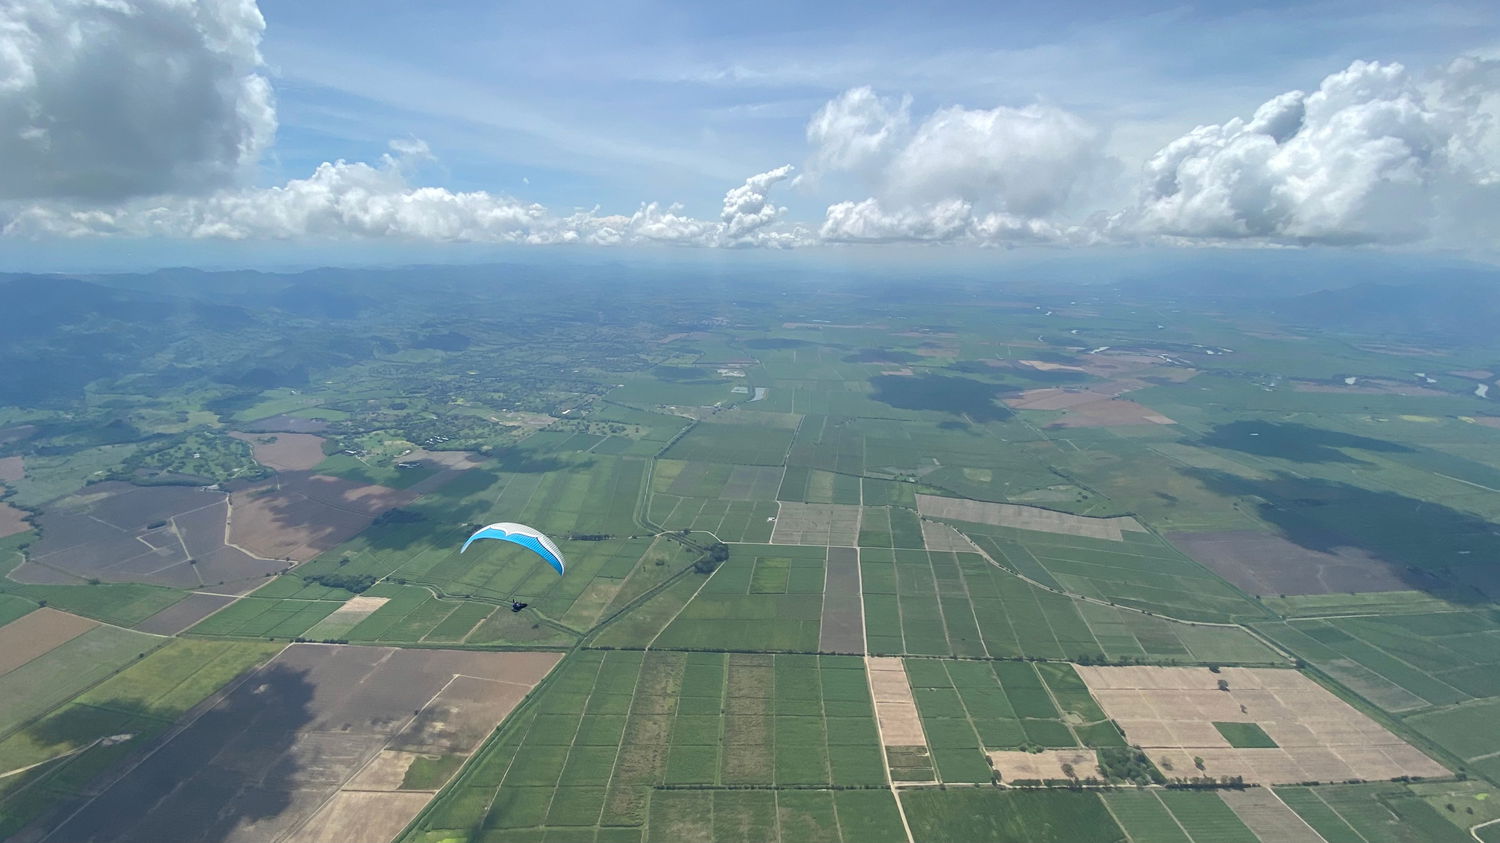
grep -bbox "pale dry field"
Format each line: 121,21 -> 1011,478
0,501 -> 29,538
0,608 -> 97,676
920,520 -> 971,552
771,501 -> 861,546
229,431 -> 329,472
0,455 -> 23,483
867,657 -> 927,747
987,749 -> 1096,782
1075,665 -> 1448,785
916,494 -> 1145,541
1220,788 -> 1327,843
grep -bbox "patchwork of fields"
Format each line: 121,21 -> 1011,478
6,278 -> 1500,843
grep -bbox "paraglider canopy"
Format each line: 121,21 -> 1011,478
461,522 -> 566,575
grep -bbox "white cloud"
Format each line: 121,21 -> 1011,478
819,198 -> 1102,246
1122,58 -> 1500,245
806,87 -> 910,177
720,165 -> 795,243
0,0 -> 274,202
4,142 -> 809,248
805,88 -> 1114,244
885,102 -> 1106,217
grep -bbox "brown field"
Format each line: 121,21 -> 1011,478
915,346 -> 958,358
0,501 -> 29,538
916,494 -> 1144,541
1006,388 -> 1116,411
819,547 -> 864,654
987,749 -> 1095,782
0,424 -> 36,445
1044,398 -> 1175,428
1075,665 -> 1448,785
1220,789 -> 1326,843
39,644 -> 561,843
20,482 -> 284,591
227,473 -> 418,562
1471,416 -> 1500,429
771,502 -> 861,546
229,431 -> 327,472
133,592 -> 237,635
0,455 -> 23,483
0,608 -> 97,676
1450,369 -> 1496,380
1167,530 -> 1409,595
868,657 -> 927,747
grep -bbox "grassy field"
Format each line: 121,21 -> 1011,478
403,650 -> 892,841
1104,791 -> 1259,843
904,659 -> 1124,782
1276,783 -> 1475,843
902,789 -> 1126,843
0,625 -> 167,737
651,544 -> 826,652
860,548 -> 1277,664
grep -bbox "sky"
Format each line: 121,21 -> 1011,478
1,0 -> 1498,269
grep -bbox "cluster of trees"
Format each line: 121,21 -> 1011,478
1096,746 -> 1166,786
694,542 -> 730,574
303,572 -> 376,593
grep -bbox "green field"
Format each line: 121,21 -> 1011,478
404,650 -> 892,840
1277,784 -> 1475,843
859,547 -> 1277,664
902,789 -> 1126,843
651,544 -> 826,652
1214,721 -> 1278,748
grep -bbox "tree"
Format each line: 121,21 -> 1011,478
1217,679 -> 1230,692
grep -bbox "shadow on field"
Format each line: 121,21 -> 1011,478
25,663 -> 315,843
1187,468 -> 1500,603
1199,420 -> 1413,465
869,373 -> 1015,422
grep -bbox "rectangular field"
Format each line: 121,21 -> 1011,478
405,651 -> 892,841
1077,665 -> 1449,785
916,494 -> 1145,540
41,645 -> 561,843
818,547 -> 864,654
858,548 -> 1276,664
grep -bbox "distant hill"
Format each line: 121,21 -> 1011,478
1272,279 -> 1500,345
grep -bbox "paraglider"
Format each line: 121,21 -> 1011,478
461,523 -> 564,612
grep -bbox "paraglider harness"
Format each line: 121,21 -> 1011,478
510,601 -> 528,613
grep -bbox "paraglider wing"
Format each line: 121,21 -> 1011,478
461,522 -> 566,575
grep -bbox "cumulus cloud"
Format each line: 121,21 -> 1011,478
1122,58 -> 1500,244
806,87 -> 910,177
4,142 -> 809,248
805,88 -> 1114,244
0,0 -> 275,202
820,197 -> 1100,246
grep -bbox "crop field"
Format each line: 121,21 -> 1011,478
902,789 -> 1126,843
1218,789 -> 1328,843
1104,791 -> 1260,843
1077,665 -> 1448,784
1276,783 -> 1475,843
16,481 -> 285,592
404,651 -> 892,841
661,422 -> 796,466
771,501 -> 861,546
652,544 -> 827,651
859,548 -> 1277,663
903,658 -> 1124,782
1252,606 -> 1500,781
955,520 -> 1268,623
0,534 -> 182,625
0,622 -> 167,737
645,788 -> 907,843
42,645 -> 560,843
0,638 -> 280,838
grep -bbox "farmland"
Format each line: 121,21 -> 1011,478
3,265 -> 1500,841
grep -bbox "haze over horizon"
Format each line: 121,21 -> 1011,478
2,0 -> 1499,270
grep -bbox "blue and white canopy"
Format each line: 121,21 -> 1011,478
460,522 -> 566,575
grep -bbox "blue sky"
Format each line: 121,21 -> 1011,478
1,0 -> 1497,268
